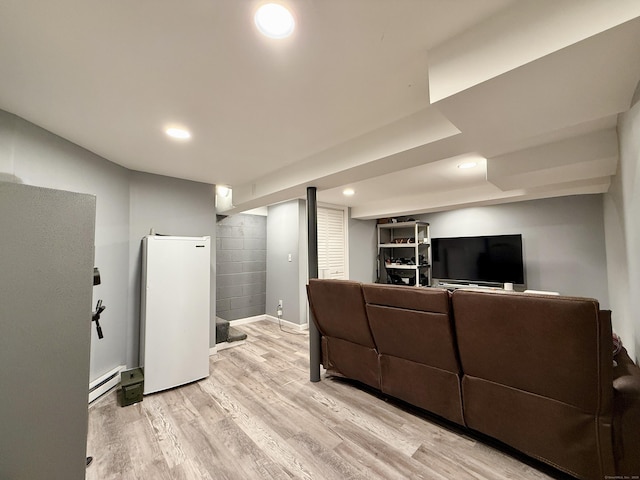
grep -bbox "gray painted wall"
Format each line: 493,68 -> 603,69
216,213 -> 267,320
128,171 -> 216,365
415,195 -> 609,305
0,109 -> 217,382
604,86 -> 640,362
264,202 -> 375,326
348,212 -> 377,283
266,200 -> 306,324
0,183 -> 95,480
298,199 -> 309,324
0,110 -> 130,381
347,196 -> 610,304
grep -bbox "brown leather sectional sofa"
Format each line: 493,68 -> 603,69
306,279 -> 640,480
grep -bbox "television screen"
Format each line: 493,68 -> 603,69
431,234 -> 524,284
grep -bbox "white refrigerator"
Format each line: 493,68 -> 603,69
140,235 -> 211,394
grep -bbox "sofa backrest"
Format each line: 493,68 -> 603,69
452,289 -> 613,415
307,279 -> 380,388
362,284 -> 460,373
453,289 -> 616,478
307,279 -> 376,349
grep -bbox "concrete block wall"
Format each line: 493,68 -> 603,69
216,214 -> 267,320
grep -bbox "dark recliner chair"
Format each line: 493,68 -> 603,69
452,289 -> 639,480
362,283 -> 464,425
306,279 -> 380,389
306,279 -> 640,480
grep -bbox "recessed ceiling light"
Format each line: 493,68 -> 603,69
255,3 -> 295,39
457,161 -> 477,169
165,127 -> 191,140
343,188 -> 355,196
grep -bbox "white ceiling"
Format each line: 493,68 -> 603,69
1,1 -> 640,219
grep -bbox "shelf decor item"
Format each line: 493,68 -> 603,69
377,221 -> 431,287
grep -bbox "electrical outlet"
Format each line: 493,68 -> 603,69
278,299 -> 283,308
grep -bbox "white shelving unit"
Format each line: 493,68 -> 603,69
377,221 -> 431,287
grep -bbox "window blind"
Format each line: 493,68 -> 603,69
317,207 -> 346,279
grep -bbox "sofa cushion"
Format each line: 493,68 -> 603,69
462,375 -> 613,480
362,284 -> 459,373
307,279 -> 381,389
453,289 -> 616,479
362,284 -> 464,424
324,337 -> 380,389
380,355 -> 464,425
452,289 -> 613,414
612,348 -> 640,476
307,279 -> 376,349
363,283 -> 450,313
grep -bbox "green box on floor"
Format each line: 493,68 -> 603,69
120,367 -> 144,406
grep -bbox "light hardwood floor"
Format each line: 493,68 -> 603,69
87,321 -> 568,480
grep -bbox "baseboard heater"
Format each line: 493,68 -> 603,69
89,365 -> 126,403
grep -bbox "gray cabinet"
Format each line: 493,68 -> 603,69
377,221 -> 431,287
0,182 -> 96,480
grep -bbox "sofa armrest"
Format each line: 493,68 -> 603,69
612,348 -> 640,475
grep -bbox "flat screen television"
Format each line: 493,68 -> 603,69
431,234 -> 524,285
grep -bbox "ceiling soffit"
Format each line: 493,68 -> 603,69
427,0 -> 640,103
212,4 -> 640,217
487,129 -> 619,191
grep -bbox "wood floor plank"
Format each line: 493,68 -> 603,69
127,419 -> 171,480
307,386 -> 422,457
159,384 -> 210,426
199,380 -> 318,479
143,395 -> 189,469
177,418 -> 245,479
285,431 -> 369,480
169,458 -> 214,480
331,420 -> 434,480
87,320 -> 562,480
227,378 -> 344,449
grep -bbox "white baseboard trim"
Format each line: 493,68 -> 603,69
228,314 -> 268,326
221,314 -> 309,331
264,315 -> 309,331
89,365 -> 126,404
209,316 -> 263,355
210,314 -> 308,355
